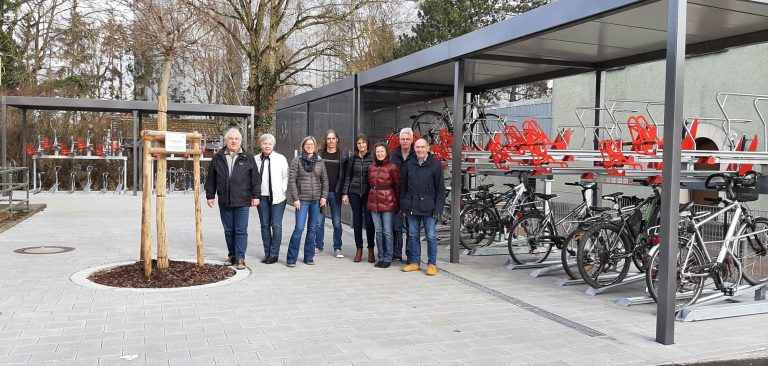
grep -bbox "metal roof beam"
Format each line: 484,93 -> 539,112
468,54 -> 597,69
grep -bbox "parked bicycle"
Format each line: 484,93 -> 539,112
645,171 -> 768,308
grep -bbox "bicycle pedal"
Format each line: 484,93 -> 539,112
724,288 -> 735,296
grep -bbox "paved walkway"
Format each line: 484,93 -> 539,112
0,193 -> 766,366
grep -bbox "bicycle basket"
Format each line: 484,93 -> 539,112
728,178 -> 762,202
729,181 -> 760,202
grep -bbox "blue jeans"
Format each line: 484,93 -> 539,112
393,209 -> 411,261
257,197 -> 286,260
371,211 -> 394,262
407,215 -> 438,265
218,206 -> 250,261
287,200 -> 320,264
315,192 -> 342,251
348,193 -> 375,248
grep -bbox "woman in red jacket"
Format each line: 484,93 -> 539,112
367,142 -> 401,268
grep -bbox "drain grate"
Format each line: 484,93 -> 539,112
14,246 -> 75,254
435,264 -> 607,338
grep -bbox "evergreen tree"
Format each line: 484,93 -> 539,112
395,0 -> 549,58
0,0 -> 25,88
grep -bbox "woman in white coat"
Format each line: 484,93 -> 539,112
254,133 -> 289,264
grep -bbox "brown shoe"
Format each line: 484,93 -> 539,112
236,259 -> 246,270
224,256 -> 235,266
353,248 -> 363,262
367,248 -> 375,263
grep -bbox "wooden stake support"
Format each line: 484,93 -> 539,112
139,121 -> 204,277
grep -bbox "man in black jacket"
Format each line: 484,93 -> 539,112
400,138 -> 446,276
390,127 -> 416,263
205,128 -> 260,270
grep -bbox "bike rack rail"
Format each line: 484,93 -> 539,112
0,166 -> 29,216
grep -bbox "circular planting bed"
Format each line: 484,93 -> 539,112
71,259 -> 249,292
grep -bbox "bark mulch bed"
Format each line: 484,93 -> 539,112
89,259 -> 236,288
0,204 -> 46,234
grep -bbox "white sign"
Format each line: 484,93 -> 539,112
165,132 -> 187,153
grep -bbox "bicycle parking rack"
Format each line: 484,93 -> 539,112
439,94 -> 768,316
675,283 -> 768,322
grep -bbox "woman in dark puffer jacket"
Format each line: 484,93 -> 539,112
367,143 -> 401,268
342,135 -> 375,263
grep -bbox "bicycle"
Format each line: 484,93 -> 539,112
506,181 -> 618,279
410,96 -> 503,150
459,174 -> 537,251
575,181 -> 664,288
645,171 -> 768,308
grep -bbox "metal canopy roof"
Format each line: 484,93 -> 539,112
360,0 -> 768,91
3,96 -> 254,118
277,0 -> 768,111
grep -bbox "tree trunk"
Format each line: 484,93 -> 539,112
155,56 -> 173,270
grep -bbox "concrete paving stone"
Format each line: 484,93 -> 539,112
28,349 -> 78,362
144,349 -> 191,363
169,354 -> 215,366
11,342 -> 58,354
19,328 -> 64,338
0,353 -> 31,364
121,343 -> 167,355
231,342 -> 276,353
416,361 -> 463,366
165,339 -> 209,352
56,340 -> 103,352
75,345 -> 123,358
81,331 -> 123,342
323,351 -> 372,364
37,334 -> 84,345
256,347 -> 304,361
528,361 -> 573,366
189,345 -> 234,358
144,330 -> 187,344
0,337 -> 38,347
284,354 -> 329,366
104,322 -> 144,333
208,335 -> 250,347
50,357 -> 100,366
44,320 -> 87,330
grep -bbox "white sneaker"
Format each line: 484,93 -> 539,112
334,249 -> 344,258
315,248 -> 323,255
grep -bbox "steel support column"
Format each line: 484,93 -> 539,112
354,76 -> 362,136
133,110 -> 138,196
21,109 -> 27,169
592,71 -> 605,205
450,60 -> 465,264
656,0 -> 687,345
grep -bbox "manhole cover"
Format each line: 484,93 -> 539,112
14,246 -> 75,254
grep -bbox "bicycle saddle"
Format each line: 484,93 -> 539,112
601,192 -> 623,200
534,193 -> 558,201
589,206 -> 612,212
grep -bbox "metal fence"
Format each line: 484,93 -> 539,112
1,166 -> 30,217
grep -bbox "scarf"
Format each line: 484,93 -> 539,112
300,152 -> 319,172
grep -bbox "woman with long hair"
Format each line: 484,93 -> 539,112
314,130 -> 347,258
342,134 -> 375,262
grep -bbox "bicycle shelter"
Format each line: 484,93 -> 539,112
0,96 -> 255,195
275,0 -> 768,344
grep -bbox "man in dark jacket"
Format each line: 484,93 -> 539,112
400,138 -> 446,276
205,128 -> 260,270
390,128 -> 416,263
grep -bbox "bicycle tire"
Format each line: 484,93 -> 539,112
469,113 -> 502,150
735,217 -> 768,285
646,240 -> 706,308
507,212 -> 554,264
561,226 -> 589,280
576,222 -> 632,289
411,111 -> 450,145
459,204 -> 498,251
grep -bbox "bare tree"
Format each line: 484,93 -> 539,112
192,0 -> 374,135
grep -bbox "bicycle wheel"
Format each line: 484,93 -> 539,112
576,222 -> 631,288
561,226 -> 589,280
631,235 -> 651,274
735,217 -> 768,285
507,212 -> 554,264
646,241 -> 706,308
470,113 -> 502,150
411,111 -> 449,145
459,204 -> 498,251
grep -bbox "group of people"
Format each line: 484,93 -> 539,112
204,127 -> 446,275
